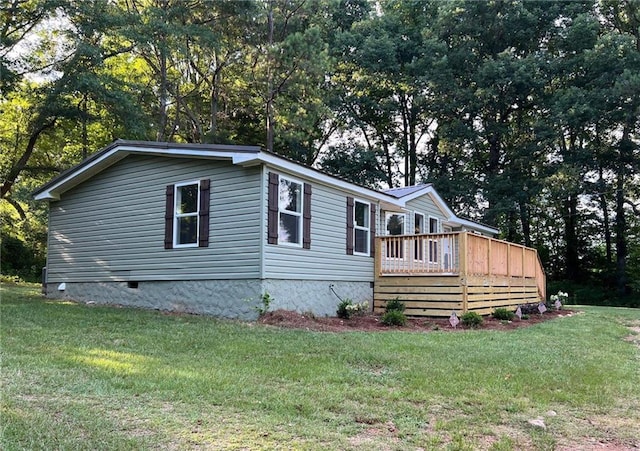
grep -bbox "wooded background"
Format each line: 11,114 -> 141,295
1,0 -> 638,305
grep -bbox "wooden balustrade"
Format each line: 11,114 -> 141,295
375,232 -> 547,316
377,233 -> 460,274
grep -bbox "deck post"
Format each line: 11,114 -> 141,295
375,238 -> 382,277
460,232 -> 469,313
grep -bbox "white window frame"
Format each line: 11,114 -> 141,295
385,212 -> 406,236
428,216 -> 440,263
414,212 -> 425,234
174,180 -> 200,248
278,175 -> 304,247
428,216 -> 440,234
384,212 -> 406,259
414,212 -> 426,261
353,199 -> 371,256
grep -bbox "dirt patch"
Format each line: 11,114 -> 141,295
258,309 -> 576,333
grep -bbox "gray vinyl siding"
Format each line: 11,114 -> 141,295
404,195 -> 448,233
263,170 -> 376,281
47,155 -> 262,283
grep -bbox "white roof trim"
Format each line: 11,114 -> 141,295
34,142 -> 402,206
255,153 -> 400,205
445,216 -> 499,235
33,141 -> 499,236
386,184 -> 455,219
33,144 -> 250,200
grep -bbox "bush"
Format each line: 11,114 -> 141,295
385,298 -> 405,313
493,308 -> 515,321
461,312 -> 483,329
381,310 -> 406,326
336,299 -> 368,319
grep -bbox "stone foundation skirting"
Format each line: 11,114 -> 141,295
45,279 -> 373,320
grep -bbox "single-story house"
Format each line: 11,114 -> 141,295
34,140 -> 545,318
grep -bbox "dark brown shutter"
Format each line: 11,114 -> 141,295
303,183 -> 312,249
164,184 -> 175,249
346,196 -> 354,255
370,203 -> 376,257
268,172 -> 279,244
198,179 -> 210,247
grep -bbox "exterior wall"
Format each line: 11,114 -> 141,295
45,278 -> 373,319
378,193 -> 448,236
46,279 -> 262,319
46,155 -> 262,283
404,194 -> 448,233
263,279 -> 373,317
263,168 -> 377,282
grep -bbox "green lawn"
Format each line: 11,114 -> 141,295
1,284 -> 639,450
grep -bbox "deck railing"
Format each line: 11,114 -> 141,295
377,233 -> 461,274
377,232 -> 546,300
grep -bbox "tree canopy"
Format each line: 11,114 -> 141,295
1,0 -> 638,304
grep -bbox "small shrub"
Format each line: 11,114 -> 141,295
336,299 -> 352,319
385,298 -> 405,313
381,310 -> 406,326
493,308 -> 515,321
0,274 -> 24,285
254,292 -> 273,317
336,299 -> 368,319
461,312 -> 483,329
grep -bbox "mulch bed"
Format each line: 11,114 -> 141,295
258,308 -> 576,333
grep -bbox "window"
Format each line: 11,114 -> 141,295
175,182 -> 199,246
385,212 -> 405,258
164,179 -> 210,249
428,216 -> 440,263
414,212 -> 425,260
278,177 -> 303,246
346,197 -> 375,256
414,213 -> 425,234
268,173 -> 311,248
354,200 -> 371,254
429,217 -> 439,234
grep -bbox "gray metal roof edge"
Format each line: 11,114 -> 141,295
32,139 -> 262,198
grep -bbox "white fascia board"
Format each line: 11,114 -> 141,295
252,152 -> 402,206
395,185 -> 455,218
447,216 -> 499,235
34,147 -> 127,200
33,144 -> 243,201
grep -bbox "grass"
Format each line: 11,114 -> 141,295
1,284 -> 639,450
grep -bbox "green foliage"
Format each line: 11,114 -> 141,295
336,299 -> 367,319
461,312 -> 484,329
385,298 -> 405,313
380,298 -> 407,326
380,310 -> 406,327
0,274 -> 25,284
493,308 -> 515,321
254,292 -> 273,317
1,0 -> 638,308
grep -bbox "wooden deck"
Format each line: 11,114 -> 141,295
374,232 -> 546,317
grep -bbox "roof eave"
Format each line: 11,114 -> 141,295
32,140 -> 262,201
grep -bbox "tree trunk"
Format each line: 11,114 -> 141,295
265,3 -> 275,152
564,194 -> 580,281
614,128 -> 631,296
519,198 -> 532,248
408,102 -> 417,186
1,118 -> 56,199
598,165 -> 613,265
